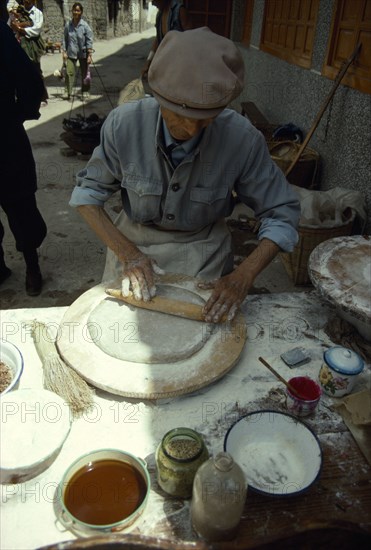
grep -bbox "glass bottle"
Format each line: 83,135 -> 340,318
155,427 -> 209,498
191,452 -> 247,541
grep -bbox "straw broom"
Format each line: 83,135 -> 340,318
30,320 -> 94,417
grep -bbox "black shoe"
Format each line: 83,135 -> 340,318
26,269 -> 43,296
0,267 -> 11,285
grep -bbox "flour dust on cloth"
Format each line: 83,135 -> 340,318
102,210 -> 233,283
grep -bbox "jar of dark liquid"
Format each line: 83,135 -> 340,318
155,427 -> 209,498
191,452 -> 247,541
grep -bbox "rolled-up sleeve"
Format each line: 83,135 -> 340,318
236,131 -> 300,252
69,112 -> 122,207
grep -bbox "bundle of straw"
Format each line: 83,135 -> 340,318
30,321 -> 94,417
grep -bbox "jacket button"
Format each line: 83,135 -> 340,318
172,183 -> 180,191
166,214 -> 175,221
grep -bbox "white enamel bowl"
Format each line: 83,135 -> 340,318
224,410 -> 322,496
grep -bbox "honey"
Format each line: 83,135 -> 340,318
63,459 -> 147,525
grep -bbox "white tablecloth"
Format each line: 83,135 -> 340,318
1,291 -> 369,549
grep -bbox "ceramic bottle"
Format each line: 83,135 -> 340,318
191,451 -> 247,541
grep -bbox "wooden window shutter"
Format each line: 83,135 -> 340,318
260,0 -> 319,68
323,0 -> 371,94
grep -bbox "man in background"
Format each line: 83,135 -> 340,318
9,0 -> 48,102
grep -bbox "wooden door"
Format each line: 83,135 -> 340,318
184,0 -> 233,37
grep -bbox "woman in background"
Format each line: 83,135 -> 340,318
62,2 -> 93,101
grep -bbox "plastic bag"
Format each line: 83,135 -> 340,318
292,185 -> 366,231
54,63 -> 66,81
83,68 -> 91,86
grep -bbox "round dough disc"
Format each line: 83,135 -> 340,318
57,276 -> 247,399
87,285 -> 214,364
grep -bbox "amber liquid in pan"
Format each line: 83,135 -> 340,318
64,459 -> 147,525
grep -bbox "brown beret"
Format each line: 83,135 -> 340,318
148,27 -> 244,119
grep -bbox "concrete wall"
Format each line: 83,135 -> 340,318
40,0 -> 152,42
231,0 -> 371,231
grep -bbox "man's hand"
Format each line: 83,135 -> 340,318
198,238 -> 280,323
77,204 -> 165,301
198,269 -> 253,323
121,253 -> 164,301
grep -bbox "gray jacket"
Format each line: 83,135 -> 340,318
63,18 -> 93,59
70,98 -> 300,252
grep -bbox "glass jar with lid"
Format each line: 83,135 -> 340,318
155,427 -> 209,498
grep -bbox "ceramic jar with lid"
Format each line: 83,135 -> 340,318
319,346 -> 364,397
191,451 -> 247,542
155,427 -> 209,498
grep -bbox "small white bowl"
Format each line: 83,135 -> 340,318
0,339 -> 24,394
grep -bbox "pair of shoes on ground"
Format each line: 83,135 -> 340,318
81,92 -> 90,100
26,269 -> 43,296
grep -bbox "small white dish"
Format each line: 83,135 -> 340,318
224,410 -> 322,496
0,339 -> 24,394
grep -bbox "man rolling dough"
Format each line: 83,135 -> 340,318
70,27 -> 300,323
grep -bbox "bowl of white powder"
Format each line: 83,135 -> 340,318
224,410 -> 322,496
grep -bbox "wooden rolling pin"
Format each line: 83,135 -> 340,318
105,288 -> 227,323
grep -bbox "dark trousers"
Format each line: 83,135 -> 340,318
0,194 -> 47,271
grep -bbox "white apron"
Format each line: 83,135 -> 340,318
102,210 -> 233,284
